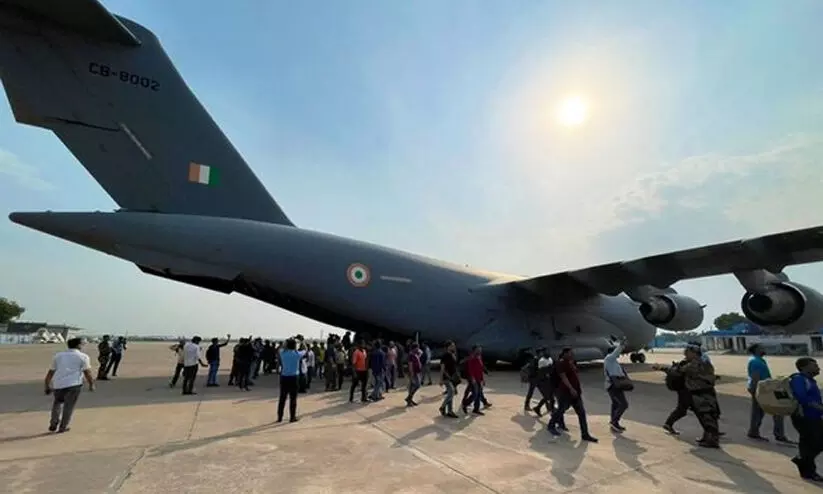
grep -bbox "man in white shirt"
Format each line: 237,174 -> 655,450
305,347 -> 316,389
44,337 -> 95,433
603,338 -> 630,432
531,349 -> 555,416
182,336 -> 208,395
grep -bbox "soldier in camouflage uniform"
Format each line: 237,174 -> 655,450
654,344 -> 720,448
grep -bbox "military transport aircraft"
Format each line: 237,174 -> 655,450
3,0 -> 823,365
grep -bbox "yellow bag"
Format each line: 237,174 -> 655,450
755,375 -> 799,416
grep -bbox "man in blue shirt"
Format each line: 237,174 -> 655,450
277,338 -> 301,423
746,344 -> 793,443
789,357 -> 823,482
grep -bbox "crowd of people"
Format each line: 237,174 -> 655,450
43,332 -> 823,483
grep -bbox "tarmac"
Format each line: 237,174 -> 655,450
0,343 -> 819,494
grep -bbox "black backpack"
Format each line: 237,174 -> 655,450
665,362 -> 686,391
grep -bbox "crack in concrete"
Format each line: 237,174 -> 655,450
106,447 -> 148,493
185,398 -> 202,441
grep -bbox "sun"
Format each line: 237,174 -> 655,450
556,95 -> 589,127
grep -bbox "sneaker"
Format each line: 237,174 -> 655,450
438,407 -> 446,417
582,435 -> 599,443
548,426 -> 561,437
446,412 -> 459,418
472,409 -> 484,416
48,425 -> 57,432
610,423 -> 625,433
775,436 -> 797,445
747,434 -> 768,442
558,425 -> 569,432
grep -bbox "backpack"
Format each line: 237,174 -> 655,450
520,357 -> 538,383
756,374 -> 803,416
665,362 -> 686,391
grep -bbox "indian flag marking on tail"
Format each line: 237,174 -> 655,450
188,162 -> 219,185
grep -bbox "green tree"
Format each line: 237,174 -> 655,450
0,298 -> 25,324
713,311 -> 747,331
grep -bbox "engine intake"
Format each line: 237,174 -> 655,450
639,294 -> 704,331
741,282 -> 823,334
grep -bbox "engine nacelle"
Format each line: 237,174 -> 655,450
741,282 -> 823,334
639,294 -> 704,331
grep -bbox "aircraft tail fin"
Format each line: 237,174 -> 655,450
0,0 -> 293,225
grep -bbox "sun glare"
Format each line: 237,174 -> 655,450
556,96 -> 589,127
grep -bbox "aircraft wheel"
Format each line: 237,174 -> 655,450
636,353 -> 646,364
629,353 -> 638,363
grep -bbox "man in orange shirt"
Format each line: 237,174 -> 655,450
349,340 -> 369,403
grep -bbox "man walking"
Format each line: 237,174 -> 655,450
277,338 -> 301,423
205,334 -> 231,387
96,335 -> 111,381
604,338 -> 631,432
44,337 -> 95,433
405,342 -> 423,406
439,341 -> 460,418
746,344 -> 794,443
350,340 -> 369,403
182,336 -> 208,395
789,357 -> 823,482
369,340 -> 386,401
548,347 -> 598,442
105,336 -> 127,377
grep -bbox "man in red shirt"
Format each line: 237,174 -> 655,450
463,345 -> 486,416
547,347 -> 598,442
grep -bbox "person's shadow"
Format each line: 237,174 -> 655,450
612,434 -> 659,485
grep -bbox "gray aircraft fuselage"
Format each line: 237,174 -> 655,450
0,0 -> 657,363
10,210 -> 657,362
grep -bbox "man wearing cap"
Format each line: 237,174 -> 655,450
653,344 -> 720,448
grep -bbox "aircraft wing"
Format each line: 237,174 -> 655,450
504,224 -> 823,298
0,0 -> 140,46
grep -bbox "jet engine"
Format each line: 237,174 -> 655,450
741,281 -> 823,334
639,294 -> 704,332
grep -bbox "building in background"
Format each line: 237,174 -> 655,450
702,321 -> 822,356
0,321 -> 86,344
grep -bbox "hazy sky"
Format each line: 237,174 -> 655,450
2,1 -> 823,338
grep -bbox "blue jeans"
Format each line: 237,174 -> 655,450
748,393 -> 785,438
371,371 -> 384,400
441,380 -> 455,412
471,381 -> 482,411
406,373 -> 421,402
207,361 -> 219,385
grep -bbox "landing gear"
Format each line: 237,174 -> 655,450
629,352 -> 647,364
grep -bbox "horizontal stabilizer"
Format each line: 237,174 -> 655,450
501,224 -> 823,299
0,0 -> 140,45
